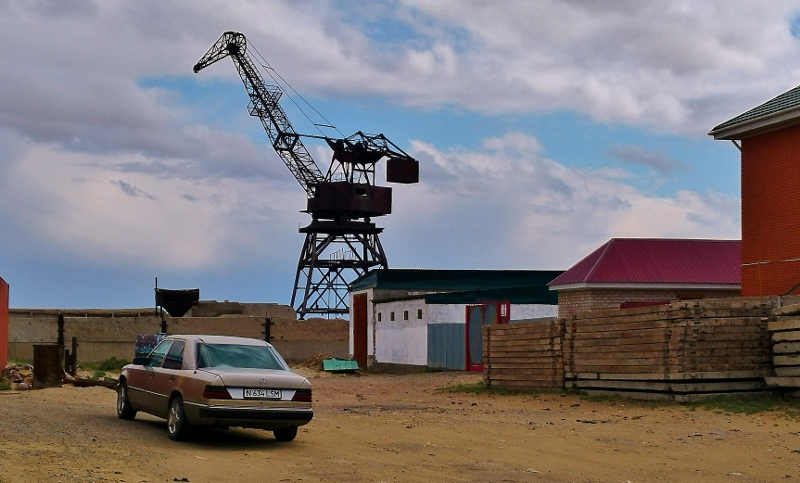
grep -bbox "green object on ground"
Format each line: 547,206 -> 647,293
323,358 -> 359,372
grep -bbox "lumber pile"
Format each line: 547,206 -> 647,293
565,299 -> 774,400
765,303 -> 800,391
481,298 -> 776,399
483,319 -> 563,389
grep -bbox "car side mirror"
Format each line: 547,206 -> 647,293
133,356 -> 150,366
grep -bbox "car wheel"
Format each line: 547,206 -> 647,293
116,381 -> 137,420
167,396 -> 191,441
273,426 -> 298,442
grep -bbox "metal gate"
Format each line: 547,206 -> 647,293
465,302 -> 509,372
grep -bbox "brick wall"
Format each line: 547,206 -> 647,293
742,123 -> 800,296
557,287 -> 739,317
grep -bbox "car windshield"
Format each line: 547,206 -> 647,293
196,343 -> 287,370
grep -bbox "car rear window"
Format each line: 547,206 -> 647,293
196,343 -> 287,370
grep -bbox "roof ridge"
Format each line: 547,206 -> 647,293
583,238 -> 615,282
710,83 -> 800,138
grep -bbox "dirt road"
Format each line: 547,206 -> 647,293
1,370 -> 800,482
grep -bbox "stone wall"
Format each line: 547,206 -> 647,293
7,304 -> 348,364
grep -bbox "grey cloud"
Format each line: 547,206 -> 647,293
111,180 -> 154,200
606,144 -> 688,175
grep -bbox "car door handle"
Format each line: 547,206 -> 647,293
149,373 -> 156,379
169,375 -> 176,381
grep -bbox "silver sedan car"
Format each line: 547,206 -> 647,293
117,335 -> 313,441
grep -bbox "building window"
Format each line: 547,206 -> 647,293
417,309 -> 423,319
403,310 -> 409,320
377,312 -> 382,322
390,312 -> 395,321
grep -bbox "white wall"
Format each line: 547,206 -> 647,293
426,304 -> 465,324
351,289 -> 559,368
511,304 -> 558,321
372,298 -> 428,366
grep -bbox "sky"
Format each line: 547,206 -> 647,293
2,0 -> 800,310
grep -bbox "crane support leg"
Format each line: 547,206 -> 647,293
291,220 -> 388,319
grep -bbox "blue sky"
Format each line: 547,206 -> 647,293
1,1 -> 799,310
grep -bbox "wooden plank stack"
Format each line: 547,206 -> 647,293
483,298 -> 776,400
483,319 -> 563,389
566,299 -> 773,400
765,303 -> 800,391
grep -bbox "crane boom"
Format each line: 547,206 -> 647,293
193,31 -> 324,196
192,31 -> 420,318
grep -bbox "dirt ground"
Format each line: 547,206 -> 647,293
2,369 -> 800,483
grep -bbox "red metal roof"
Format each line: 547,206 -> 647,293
548,238 -> 741,287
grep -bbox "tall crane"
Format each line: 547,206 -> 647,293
193,31 -> 419,318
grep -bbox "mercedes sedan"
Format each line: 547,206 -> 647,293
116,335 -> 313,441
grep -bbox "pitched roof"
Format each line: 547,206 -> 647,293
709,84 -> 800,140
350,269 -> 563,293
548,238 -> 741,289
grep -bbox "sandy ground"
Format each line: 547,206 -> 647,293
2,370 -> 800,483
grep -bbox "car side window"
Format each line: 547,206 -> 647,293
147,340 -> 173,368
163,340 -> 185,370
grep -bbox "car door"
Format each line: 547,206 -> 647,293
128,339 -> 173,414
150,339 -> 186,417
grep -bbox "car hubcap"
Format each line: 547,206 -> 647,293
168,402 -> 178,433
117,388 -> 125,412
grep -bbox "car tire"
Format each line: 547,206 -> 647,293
273,426 -> 298,442
116,381 -> 137,420
167,396 -> 191,441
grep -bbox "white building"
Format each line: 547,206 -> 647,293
348,269 -> 561,372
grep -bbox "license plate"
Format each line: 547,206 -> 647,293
244,388 -> 282,399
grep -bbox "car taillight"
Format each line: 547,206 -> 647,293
292,388 -> 312,402
202,385 -> 231,399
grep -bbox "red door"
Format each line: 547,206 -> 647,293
0,277 -> 7,370
352,293 -> 368,368
465,302 -> 509,372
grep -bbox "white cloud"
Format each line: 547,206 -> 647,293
387,132 -> 740,269
0,1 -> 759,307
0,142 -> 304,271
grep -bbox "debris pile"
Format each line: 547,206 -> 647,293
2,363 -> 34,390
300,353 -> 333,371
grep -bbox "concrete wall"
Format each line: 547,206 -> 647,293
426,304 -> 464,324
510,304 -> 558,321
367,298 -> 558,369
373,298 -> 428,366
8,305 -> 348,364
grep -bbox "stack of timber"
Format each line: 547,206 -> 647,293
483,319 -> 563,389
765,303 -> 800,392
566,298 -> 774,401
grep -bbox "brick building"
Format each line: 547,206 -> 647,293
548,238 -> 741,317
709,85 -> 800,296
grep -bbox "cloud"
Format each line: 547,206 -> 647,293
112,180 -> 155,199
2,1 -> 798,158
0,142 -> 305,271
386,132 -> 740,269
0,2 -> 755,308
605,144 -> 688,175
